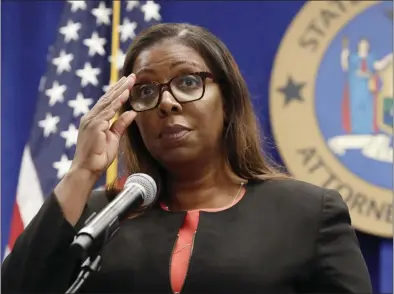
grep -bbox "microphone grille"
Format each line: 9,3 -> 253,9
124,173 -> 157,207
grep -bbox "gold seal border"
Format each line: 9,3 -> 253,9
269,1 -> 392,238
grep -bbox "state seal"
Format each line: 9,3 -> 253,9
269,1 -> 393,238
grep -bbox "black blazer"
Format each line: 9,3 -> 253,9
2,179 -> 372,293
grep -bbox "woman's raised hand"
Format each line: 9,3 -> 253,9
70,73 -> 137,180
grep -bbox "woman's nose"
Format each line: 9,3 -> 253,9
157,90 -> 182,116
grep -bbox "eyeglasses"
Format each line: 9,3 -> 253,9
129,71 -> 215,112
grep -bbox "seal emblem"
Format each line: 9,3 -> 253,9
269,1 -> 392,238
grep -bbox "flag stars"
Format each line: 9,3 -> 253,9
45,81 -> 67,106
17,0 -> 163,216
68,0 -> 87,12
118,18 -> 137,42
53,154 -> 72,179
76,62 -> 101,87
68,93 -> 94,117
126,1 -> 140,11
59,20 -> 81,43
83,32 -> 107,57
109,49 -> 126,71
92,2 -> 112,26
102,84 -> 109,93
52,50 -> 74,74
141,1 -> 161,22
61,124 -> 79,148
38,113 -> 60,137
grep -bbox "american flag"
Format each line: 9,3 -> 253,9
4,0 -> 161,258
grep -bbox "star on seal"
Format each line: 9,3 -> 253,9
277,76 -> 305,106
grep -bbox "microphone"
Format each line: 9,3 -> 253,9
70,173 -> 157,258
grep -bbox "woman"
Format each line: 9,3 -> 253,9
2,23 -> 371,293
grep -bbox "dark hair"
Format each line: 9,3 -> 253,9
108,23 -> 289,206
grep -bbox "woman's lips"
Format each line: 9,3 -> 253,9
158,125 -> 191,147
160,130 -> 190,140
159,124 -> 191,138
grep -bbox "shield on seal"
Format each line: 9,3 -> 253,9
373,54 -> 393,135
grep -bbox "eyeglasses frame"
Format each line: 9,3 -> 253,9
128,71 -> 215,112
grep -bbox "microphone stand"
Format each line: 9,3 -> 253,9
65,212 -> 121,294
65,255 -> 102,294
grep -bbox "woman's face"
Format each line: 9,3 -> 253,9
132,41 -> 225,167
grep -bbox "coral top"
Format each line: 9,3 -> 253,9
160,188 -> 246,293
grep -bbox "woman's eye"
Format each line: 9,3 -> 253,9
183,78 -> 196,86
177,75 -> 201,88
139,86 -> 155,97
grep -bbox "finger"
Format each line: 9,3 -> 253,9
95,88 -> 130,122
91,74 -> 135,116
94,74 -> 135,115
97,76 -> 129,108
105,77 -> 126,96
103,76 -> 129,99
110,74 -> 136,102
109,111 -> 137,139
83,119 -> 110,133
87,77 -> 127,117
97,120 -> 111,132
95,108 -> 116,123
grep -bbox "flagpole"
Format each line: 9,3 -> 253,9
106,0 -> 121,186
